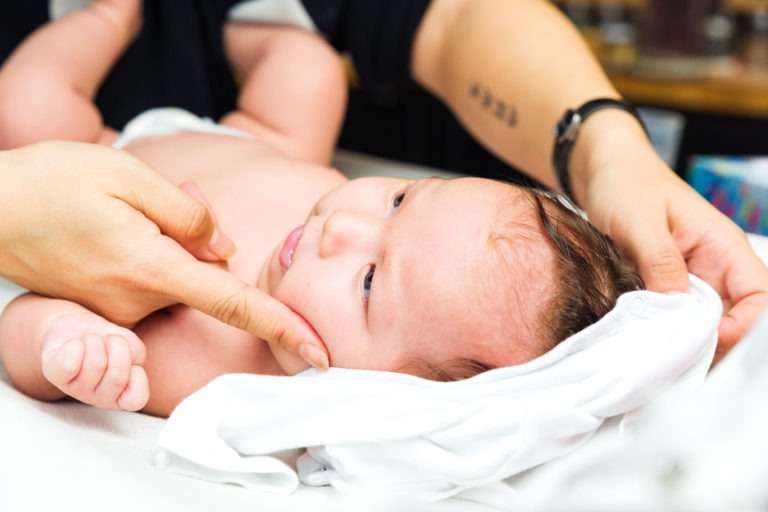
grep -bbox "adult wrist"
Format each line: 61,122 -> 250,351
552,98 -> 646,205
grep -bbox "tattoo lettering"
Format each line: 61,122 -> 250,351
482,89 -> 493,109
469,81 -> 518,126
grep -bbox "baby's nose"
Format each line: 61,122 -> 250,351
319,210 -> 382,258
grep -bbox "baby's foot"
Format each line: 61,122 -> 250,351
41,317 -> 149,411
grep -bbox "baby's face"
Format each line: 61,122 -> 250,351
259,176 -> 539,376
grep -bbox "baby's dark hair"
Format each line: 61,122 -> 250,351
531,191 -> 644,346
405,186 -> 644,382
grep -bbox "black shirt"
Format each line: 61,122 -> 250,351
0,0 -> 430,129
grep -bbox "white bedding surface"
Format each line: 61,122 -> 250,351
0,367 -> 488,512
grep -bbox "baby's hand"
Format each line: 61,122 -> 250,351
40,313 -> 148,411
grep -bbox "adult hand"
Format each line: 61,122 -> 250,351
0,141 -> 328,368
412,0 -> 767,363
578,134 -> 768,364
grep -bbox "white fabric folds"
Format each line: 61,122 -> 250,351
113,108 -> 252,149
227,0 -> 317,32
156,275 -> 720,502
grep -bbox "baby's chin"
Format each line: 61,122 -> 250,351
268,341 -> 312,376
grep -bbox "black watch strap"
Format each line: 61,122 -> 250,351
552,98 -> 646,204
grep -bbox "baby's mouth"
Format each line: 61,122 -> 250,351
279,225 -> 304,270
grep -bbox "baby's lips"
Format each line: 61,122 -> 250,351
279,225 -> 305,270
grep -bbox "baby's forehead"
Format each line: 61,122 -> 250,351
431,176 -> 524,201
396,176 -> 544,298
374,178 -> 545,367
427,178 -> 543,237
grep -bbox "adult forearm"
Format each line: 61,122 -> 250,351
411,0 -> 625,189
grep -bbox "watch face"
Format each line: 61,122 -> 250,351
555,109 -> 577,141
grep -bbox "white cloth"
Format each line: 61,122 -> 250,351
228,0 -> 317,32
113,107 -> 252,149
156,275 -> 720,505
50,0 -> 317,30
49,0 -> 91,19
515,307 -> 768,512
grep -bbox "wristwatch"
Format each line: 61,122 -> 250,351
552,98 -> 646,204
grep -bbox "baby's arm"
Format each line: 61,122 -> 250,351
0,0 -> 141,149
221,23 -> 348,165
0,293 -> 148,411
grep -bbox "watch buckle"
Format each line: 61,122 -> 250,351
558,112 -> 582,143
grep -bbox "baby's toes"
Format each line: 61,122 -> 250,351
41,338 -> 86,390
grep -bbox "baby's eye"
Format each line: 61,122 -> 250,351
363,265 -> 376,303
392,192 -> 405,212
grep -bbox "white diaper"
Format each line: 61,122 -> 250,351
50,0 -> 316,29
227,0 -> 316,32
113,108 -> 252,149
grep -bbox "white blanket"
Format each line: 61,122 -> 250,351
156,276 -> 720,507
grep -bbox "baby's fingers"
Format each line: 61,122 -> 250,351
41,338 -> 86,390
117,365 -> 149,411
60,333 -> 109,405
110,331 -> 149,410
93,334 -> 143,410
44,333 -> 148,411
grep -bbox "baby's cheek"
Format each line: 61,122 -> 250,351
267,286 -> 322,375
267,342 -> 311,376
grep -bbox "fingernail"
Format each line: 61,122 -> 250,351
299,343 -> 329,370
209,227 -> 237,259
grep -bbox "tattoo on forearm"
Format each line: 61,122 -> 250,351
469,82 -> 518,126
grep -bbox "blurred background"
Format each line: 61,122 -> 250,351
339,0 -> 768,234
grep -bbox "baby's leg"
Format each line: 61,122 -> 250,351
0,0 -> 141,149
221,24 -> 348,165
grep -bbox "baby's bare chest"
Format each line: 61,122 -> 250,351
125,133 -> 345,281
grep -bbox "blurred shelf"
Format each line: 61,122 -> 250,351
608,67 -> 768,118
551,0 -> 768,13
549,0 -> 768,117
551,0 -> 645,7
722,0 -> 768,12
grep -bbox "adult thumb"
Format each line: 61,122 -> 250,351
633,232 -> 690,294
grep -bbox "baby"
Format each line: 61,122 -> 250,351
0,0 -> 642,417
